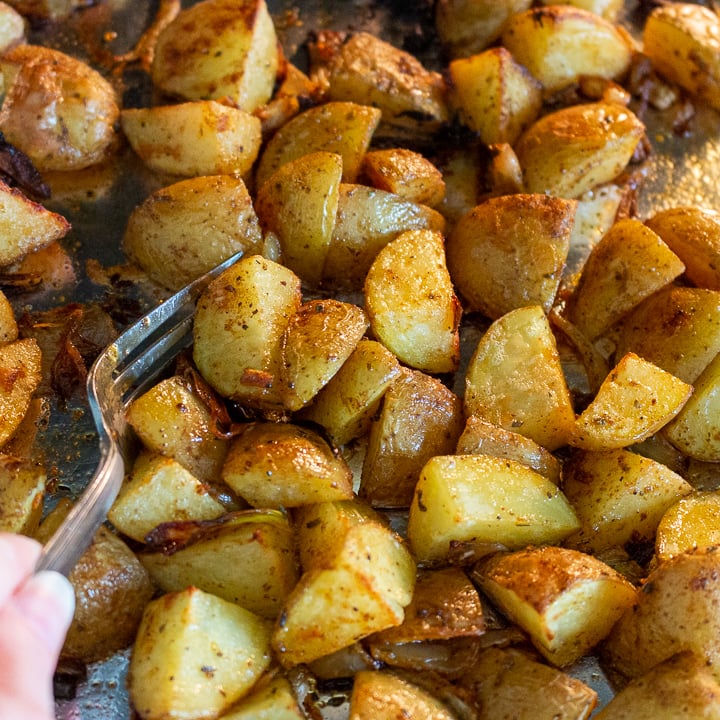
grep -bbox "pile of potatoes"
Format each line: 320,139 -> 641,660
4,0 -> 720,718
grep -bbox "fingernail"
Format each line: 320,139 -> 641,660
20,571 -> 76,649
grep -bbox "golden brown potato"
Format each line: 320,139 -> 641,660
448,46 -> 542,145
122,174 -> 264,292
566,218 -> 685,340
272,520 -> 416,666
120,101 -> 262,177
255,152 -> 343,287
656,491 -> 720,561
280,298 -> 368,411
359,367 -> 464,508
476,546 -> 637,667
603,546 -> 720,679
615,286 -> 720,385
407,454 -> 579,565
643,3 -> 720,112
364,229 -> 461,374
62,526 -> 154,663
461,647 -> 598,720
222,422 -> 354,508
539,0 -> 622,20
313,31 -> 448,139
569,353 -> 692,451
663,351 -> 720,462
435,0 -> 533,58
0,288 -> 17,343
0,44 -> 119,171
0,455 -> 45,535
301,338 -> 401,447
139,510 -> 299,618
129,586 -> 273,720
323,184 -> 445,290
255,101 -> 381,188
456,415 -> 562,485
151,0 -> 279,112
446,194 -> 576,319
0,338 -> 42,448
515,103 -> 645,199
360,148 -> 445,208
562,448 -> 692,554
192,255 -> 302,413
0,180 -> 70,267
594,652 -> 720,720
645,206 -> 720,291
108,451 -> 227,543
220,675 -> 305,719
348,670 -> 457,720
502,5 -> 633,96
464,306 -> 576,451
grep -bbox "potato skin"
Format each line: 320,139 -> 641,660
62,527 -> 154,663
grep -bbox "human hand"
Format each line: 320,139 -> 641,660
0,532 -> 75,720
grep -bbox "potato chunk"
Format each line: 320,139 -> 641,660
0,180 -> 70,267
121,101 -> 262,177
643,3 -> 720,111
603,547 -> 720,679
151,0 -> 279,112
464,306 -> 576,451
502,6 -> 632,96
447,194 -> 576,319
122,175 -> 264,292
364,229 -> 461,374
515,103 -> 645,199
129,587 -> 273,720
222,422 -> 354,508
656,491 -> 720,561
476,546 -> 637,667
407,454 -> 579,565
192,255 -> 302,412
0,44 -> 119,171
0,454 -> 45,535
0,338 -> 42,448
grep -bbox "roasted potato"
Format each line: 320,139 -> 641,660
476,546 -> 637,667
255,151 -> 343,287
122,174 -> 264,291
515,103 -> 645,199
222,422 -> 354,507
192,255 -> 302,412
129,586 -> 273,720
121,101 -> 262,177
62,526 -> 154,663
360,367 -> 464,508
0,454 -> 45,535
0,180 -> 70,267
220,676 -> 305,719
312,31 -> 448,140
562,448 -> 692,554
449,46 -> 542,145
255,101 -> 381,188
280,298 -> 368,411
139,510 -> 299,618
407,454 -> 579,565
643,3 -> 720,111
566,218 -> 685,340
464,305 -> 576,451
645,206 -> 720,291
365,229 -> 461,374
108,451 -> 227,543
603,546 -> 720,679
656,491 -> 720,561
502,6 -> 633,96
435,0 -> 533,58
446,194 -> 576,319
0,338 -> 42,448
151,0 -> 279,111
0,44 -> 119,171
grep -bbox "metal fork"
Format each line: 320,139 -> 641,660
36,251 -> 244,576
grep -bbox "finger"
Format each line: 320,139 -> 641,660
0,532 -> 41,606
0,571 -> 74,720
15,570 -> 76,655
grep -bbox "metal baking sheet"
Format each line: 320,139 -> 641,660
7,0 -> 712,718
